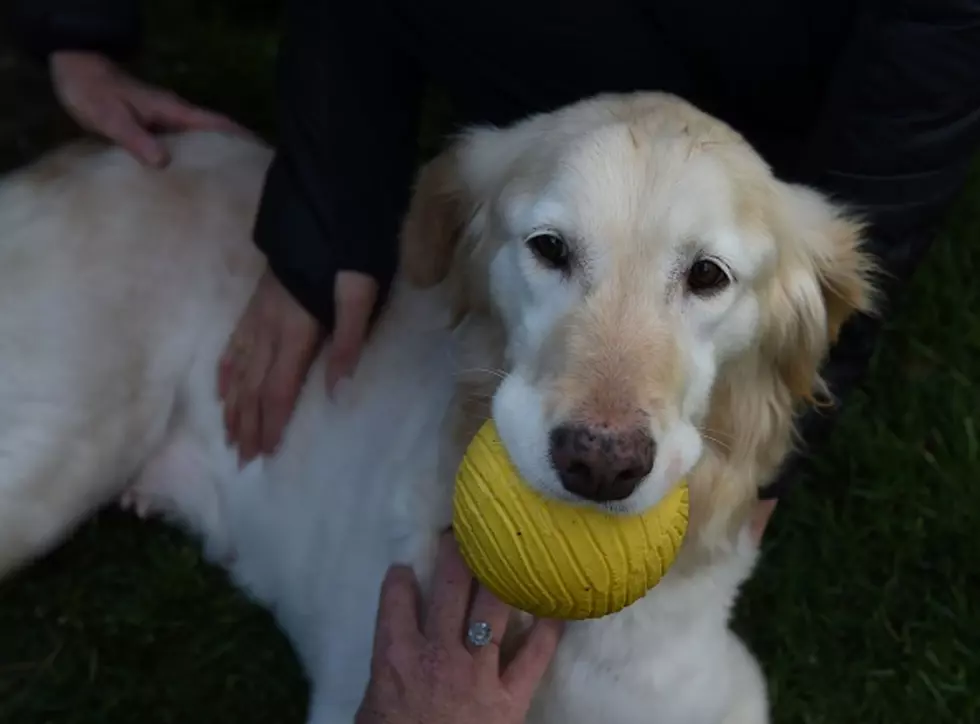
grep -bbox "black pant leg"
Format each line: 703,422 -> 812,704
761,2 -> 980,499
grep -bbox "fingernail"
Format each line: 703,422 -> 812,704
146,148 -> 168,168
262,440 -> 281,458
325,371 -> 345,400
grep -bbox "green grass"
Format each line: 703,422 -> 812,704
1,4 -> 978,723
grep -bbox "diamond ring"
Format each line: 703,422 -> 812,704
466,620 -> 493,649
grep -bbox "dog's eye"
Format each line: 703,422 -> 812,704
526,232 -> 570,270
686,259 -> 730,294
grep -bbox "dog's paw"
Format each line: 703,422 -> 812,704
118,433 -> 207,524
118,486 -> 153,519
118,484 -> 165,520
118,454 -> 181,521
118,433 -> 239,568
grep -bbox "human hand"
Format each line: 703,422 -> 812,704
355,534 -> 563,724
219,268 -> 322,463
750,499 -> 777,544
50,51 -> 246,167
219,268 -> 378,463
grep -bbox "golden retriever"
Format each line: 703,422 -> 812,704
0,92 -> 875,724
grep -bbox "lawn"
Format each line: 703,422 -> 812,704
1,4 -> 978,724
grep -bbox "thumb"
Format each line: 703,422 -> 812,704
95,100 -> 170,167
501,619 -> 564,701
326,271 -> 378,392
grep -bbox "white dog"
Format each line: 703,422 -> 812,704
0,92 -> 875,724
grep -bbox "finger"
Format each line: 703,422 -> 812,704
217,348 -> 235,400
500,619 -> 564,701
219,335 -> 248,446
233,374 -> 261,467
464,584 -> 512,667
259,323 -> 320,456
750,499 -> 777,544
221,376 -> 241,448
373,564 -> 424,659
326,272 -> 377,392
173,107 -> 248,135
221,329 -> 259,463
219,275 -> 271,451
219,319 -> 254,447
423,533 -> 475,645
135,90 -> 248,135
93,99 -> 169,167
236,328 -> 277,464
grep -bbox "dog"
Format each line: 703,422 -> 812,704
0,91 -> 875,723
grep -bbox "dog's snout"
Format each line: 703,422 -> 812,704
548,424 -> 655,502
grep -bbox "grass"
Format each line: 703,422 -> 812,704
1,3 -> 978,723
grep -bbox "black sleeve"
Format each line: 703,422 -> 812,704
762,0 -> 980,499
252,0 -> 425,328
7,0 -> 142,62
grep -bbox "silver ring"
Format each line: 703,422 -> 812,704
466,620 -> 493,648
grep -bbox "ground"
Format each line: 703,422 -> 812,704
1,4 -> 978,724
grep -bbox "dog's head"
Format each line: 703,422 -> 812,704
402,93 -> 875,544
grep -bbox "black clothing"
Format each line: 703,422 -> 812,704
11,0 -> 980,498
9,0 -> 141,62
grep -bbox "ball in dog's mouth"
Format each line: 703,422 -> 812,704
452,420 -> 690,620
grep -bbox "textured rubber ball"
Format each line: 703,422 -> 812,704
452,420 -> 690,620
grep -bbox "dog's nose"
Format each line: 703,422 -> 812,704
548,423 -> 655,502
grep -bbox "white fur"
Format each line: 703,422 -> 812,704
0,107 -> 817,723
466,123 -> 764,517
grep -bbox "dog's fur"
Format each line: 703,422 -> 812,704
0,93 -> 875,724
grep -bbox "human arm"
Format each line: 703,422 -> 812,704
251,0 -> 425,336
219,0 -> 428,462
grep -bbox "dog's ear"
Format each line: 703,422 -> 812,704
690,182 -> 877,543
400,145 -> 471,288
766,184 -> 878,403
400,121 -> 539,290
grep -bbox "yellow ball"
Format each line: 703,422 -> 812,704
453,420 -> 690,621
